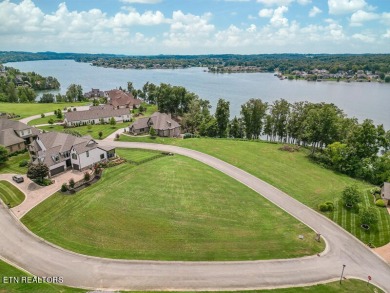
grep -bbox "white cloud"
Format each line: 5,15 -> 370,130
350,10 -> 379,26
246,24 -> 257,32
297,0 -> 311,5
256,0 -> 293,7
383,30 -> 390,38
352,33 -> 375,43
309,6 -> 322,17
259,8 -> 274,18
120,0 -> 161,3
270,6 -> 289,27
328,0 -> 367,15
381,12 -> 390,25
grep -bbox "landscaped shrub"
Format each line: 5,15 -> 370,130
19,160 -> 28,167
41,113 -> 45,118
61,183 -> 68,192
375,199 -> 386,207
342,185 -> 361,208
69,178 -> 75,189
360,207 -> 379,229
318,201 -> 334,212
84,172 -> 91,182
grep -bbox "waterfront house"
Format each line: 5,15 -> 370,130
0,119 -> 39,153
64,107 -> 131,126
128,112 -> 180,137
106,89 -> 142,109
84,88 -> 104,99
29,132 -> 115,176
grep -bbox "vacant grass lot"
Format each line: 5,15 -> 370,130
118,136 -> 390,247
0,152 -> 29,174
116,148 -> 164,164
38,122 -> 128,139
23,152 -> 323,261
0,181 -> 25,207
0,259 -> 382,293
0,102 -> 88,119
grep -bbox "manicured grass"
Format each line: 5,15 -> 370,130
118,136 -> 390,247
38,122 -> 128,140
0,259 -> 85,293
22,153 -> 323,261
27,114 -> 58,126
0,181 -> 25,208
116,148 -> 164,164
0,259 -> 382,293
0,102 -> 88,119
0,152 -> 29,175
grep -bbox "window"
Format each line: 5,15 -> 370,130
72,153 -> 77,160
100,154 -> 104,160
86,151 -> 89,157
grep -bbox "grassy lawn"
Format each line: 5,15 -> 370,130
38,122 -> 129,140
116,148 -> 164,164
0,152 -> 29,175
0,259 -> 85,293
22,152 -> 323,261
27,114 -> 58,126
118,136 -> 390,247
0,102 -> 89,119
0,181 -> 25,207
0,259 -> 382,293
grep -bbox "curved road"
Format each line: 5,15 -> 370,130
0,140 -> 389,292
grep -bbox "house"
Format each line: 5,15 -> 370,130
106,89 -> 142,109
0,119 -> 39,153
64,107 -> 131,126
84,88 -> 104,99
29,132 -> 115,177
381,182 -> 390,206
128,112 -> 181,137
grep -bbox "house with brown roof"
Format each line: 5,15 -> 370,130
84,88 -> 104,99
29,132 -> 115,177
106,89 -> 142,109
0,119 -> 39,153
381,182 -> 390,206
64,107 -> 131,126
128,112 -> 180,137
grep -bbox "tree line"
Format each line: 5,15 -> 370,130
0,65 -> 60,103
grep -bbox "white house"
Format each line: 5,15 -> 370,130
64,106 -> 131,127
29,132 -> 115,176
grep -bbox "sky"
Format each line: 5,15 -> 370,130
0,0 -> 389,55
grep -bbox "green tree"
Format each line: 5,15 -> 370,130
215,98 -> 230,137
241,99 -> 268,139
360,207 -> 379,228
27,163 -> 49,183
66,84 -> 83,102
48,118 -> 54,127
109,117 -> 116,127
0,146 -> 8,164
127,81 -> 134,93
92,98 -> 99,106
40,93 -> 54,103
98,131 -> 103,139
149,126 -> 156,137
342,185 -> 361,208
56,109 -> 63,119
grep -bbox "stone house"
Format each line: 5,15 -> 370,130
128,112 -> 180,137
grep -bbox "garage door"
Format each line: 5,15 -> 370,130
73,164 -> 80,171
50,166 -> 65,176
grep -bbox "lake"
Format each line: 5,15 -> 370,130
5,60 -> 390,129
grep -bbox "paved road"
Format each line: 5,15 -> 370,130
0,140 -> 389,292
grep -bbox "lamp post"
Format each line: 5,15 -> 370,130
340,264 -> 346,284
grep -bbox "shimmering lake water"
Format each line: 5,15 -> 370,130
6,60 -> 390,129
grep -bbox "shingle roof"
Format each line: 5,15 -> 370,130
0,119 -> 36,147
149,112 -> 180,131
107,90 -> 142,108
0,128 -> 24,147
129,112 -> 180,132
65,108 -> 130,123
